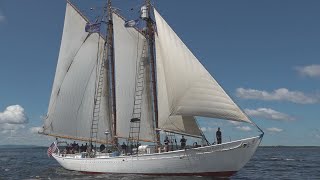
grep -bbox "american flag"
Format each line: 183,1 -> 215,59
85,22 -> 101,33
47,142 -> 57,157
124,19 -> 139,28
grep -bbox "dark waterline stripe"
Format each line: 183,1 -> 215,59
79,171 -> 237,177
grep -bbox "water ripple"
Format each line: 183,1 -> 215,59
0,147 -> 319,180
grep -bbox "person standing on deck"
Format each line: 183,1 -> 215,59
121,142 -> 127,155
216,127 -> 222,144
164,136 -> 170,152
180,136 -> 187,149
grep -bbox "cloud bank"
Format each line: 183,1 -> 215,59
1,124 -> 25,134
30,126 -> 42,134
201,127 -> 215,132
296,64 -> 320,78
236,88 -> 318,104
236,126 -> 252,131
229,121 -> 242,126
0,106 -> 53,145
266,127 -> 283,133
245,108 -> 294,121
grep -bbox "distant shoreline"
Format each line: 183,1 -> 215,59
260,146 -> 320,148
0,145 -> 46,149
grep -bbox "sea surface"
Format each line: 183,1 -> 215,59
0,146 -> 319,180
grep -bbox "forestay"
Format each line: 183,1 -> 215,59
113,13 -> 155,142
43,3 -> 112,142
154,9 -> 251,123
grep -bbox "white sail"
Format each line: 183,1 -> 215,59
113,13 -> 155,142
43,3 -> 112,142
159,116 -> 202,137
154,9 -> 251,123
156,34 -> 201,137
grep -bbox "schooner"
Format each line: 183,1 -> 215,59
41,0 -> 264,177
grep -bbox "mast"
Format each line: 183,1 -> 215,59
107,0 -> 117,144
144,0 -> 160,145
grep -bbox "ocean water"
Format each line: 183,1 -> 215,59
0,146 -> 319,180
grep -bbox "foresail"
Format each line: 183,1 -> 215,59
113,13 -> 155,142
43,3 -> 112,142
156,34 -> 202,137
154,9 -> 251,123
159,116 -> 202,138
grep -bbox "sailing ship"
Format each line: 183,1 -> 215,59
41,0 -> 264,177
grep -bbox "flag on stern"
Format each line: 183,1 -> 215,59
47,142 -> 57,157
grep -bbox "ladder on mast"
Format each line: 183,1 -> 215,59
128,41 -> 148,152
89,51 -> 106,154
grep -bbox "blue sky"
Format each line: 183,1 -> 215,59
0,0 -> 319,146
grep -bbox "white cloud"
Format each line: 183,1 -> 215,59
236,126 -> 252,131
266,127 -> 283,133
0,105 -> 28,134
0,105 -> 28,124
0,127 -> 52,146
201,127 -> 214,132
245,108 -> 294,121
30,126 -> 43,134
1,123 -> 25,134
236,88 -> 318,104
296,64 -> 320,78
0,106 -> 53,146
229,121 -> 242,126
311,128 -> 320,139
0,11 -> 5,23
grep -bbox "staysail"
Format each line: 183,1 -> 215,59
154,9 -> 251,123
113,13 -> 155,142
43,2 -> 112,143
156,34 -> 202,137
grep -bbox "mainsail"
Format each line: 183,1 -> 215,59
154,9 -> 251,123
43,3 -> 112,143
112,13 -> 155,142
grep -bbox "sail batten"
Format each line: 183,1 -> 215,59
154,9 -> 251,123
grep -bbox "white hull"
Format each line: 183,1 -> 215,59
52,135 -> 262,177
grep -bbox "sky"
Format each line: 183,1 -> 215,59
0,0 -> 319,146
